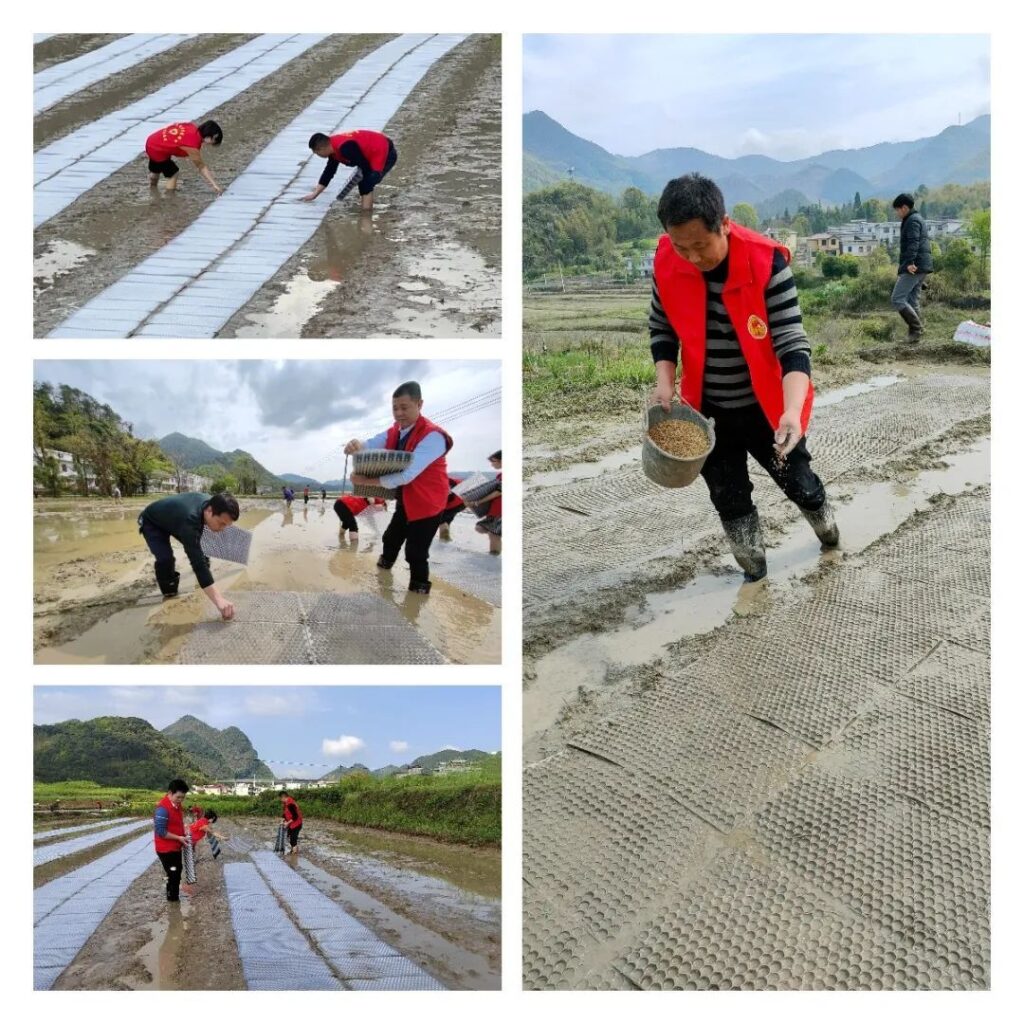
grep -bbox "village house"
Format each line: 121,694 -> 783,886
805,233 -> 841,256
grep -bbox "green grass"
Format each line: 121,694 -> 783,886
34,764 -> 502,848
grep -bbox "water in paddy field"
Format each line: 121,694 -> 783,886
34,498 -> 499,664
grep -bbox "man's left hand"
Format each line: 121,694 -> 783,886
350,473 -> 371,486
774,410 -> 803,460
907,263 -> 918,274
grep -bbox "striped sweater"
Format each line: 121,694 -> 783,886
650,248 -> 812,410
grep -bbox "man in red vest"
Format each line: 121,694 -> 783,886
301,129 -> 398,210
153,779 -> 191,902
345,381 -> 453,594
144,120 -> 223,194
650,174 -> 839,581
279,791 -> 303,855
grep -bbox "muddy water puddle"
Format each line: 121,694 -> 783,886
35,499 -> 499,663
34,239 -> 96,295
525,436 -> 991,747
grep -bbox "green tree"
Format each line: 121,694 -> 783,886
791,213 -> 810,237
968,209 -> 991,266
209,473 -> 239,494
940,238 -> 976,281
730,202 -> 759,229
232,453 -> 260,495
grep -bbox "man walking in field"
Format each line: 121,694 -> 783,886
891,193 -> 933,343
154,779 -> 191,902
138,491 -> 239,619
650,173 -> 839,581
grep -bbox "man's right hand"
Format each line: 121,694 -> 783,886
343,439 -> 365,455
218,600 -> 235,622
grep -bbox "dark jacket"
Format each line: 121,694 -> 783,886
141,492 -> 214,588
898,211 -> 933,274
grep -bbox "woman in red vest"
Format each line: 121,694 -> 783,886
650,174 -> 839,581
144,120 -> 223,194
153,779 -> 191,902
345,381 -> 453,595
472,451 -> 502,555
301,129 -> 398,210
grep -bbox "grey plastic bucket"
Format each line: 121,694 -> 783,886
641,403 -> 715,488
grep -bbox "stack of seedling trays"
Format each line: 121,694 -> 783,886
352,449 -> 414,498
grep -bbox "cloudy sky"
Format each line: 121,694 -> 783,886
35,360 -> 502,477
34,686 -> 501,776
524,34 -> 990,160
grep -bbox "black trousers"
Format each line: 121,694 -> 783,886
700,402 -> 827,521
358,141 -> 398,194
439,503 -> 464,527
148,156 -> 179,178
334,500 -> 359,531
157,849 -> 183,901
381,496 -> 441,585
288,824 -> 302,848
140,517 -> 178,588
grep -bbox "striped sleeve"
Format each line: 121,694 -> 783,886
765,250 -> 811,376
649,278 -> 680,365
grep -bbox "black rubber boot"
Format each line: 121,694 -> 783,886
800,499 -> 840,548
155,563 -> 180,597
376,556 -> 394,570
898,306 -> 923,343
721,512 -> 768,582
409,580 -> 431,595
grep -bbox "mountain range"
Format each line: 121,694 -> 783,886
523,111 -> 991,212
158,432 -> 282,488
162,715 -> 272,781
318,748 -> 494,779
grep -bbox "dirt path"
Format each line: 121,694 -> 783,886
523,360 -> 990,989
34,35 -> 122,74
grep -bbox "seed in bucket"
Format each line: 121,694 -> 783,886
648,419 -> 709,459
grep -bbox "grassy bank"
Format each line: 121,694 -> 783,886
34,765 -> 502,847
523,283 -> 990,424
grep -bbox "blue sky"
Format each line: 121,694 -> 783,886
34,687 -> 501,775
524,34 -> 990,159
34,360 -> 501,477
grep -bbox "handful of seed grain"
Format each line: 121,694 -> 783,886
648,419 -> 710,459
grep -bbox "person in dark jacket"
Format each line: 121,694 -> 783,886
891,193 -> 933,342
138,492 -> 240,619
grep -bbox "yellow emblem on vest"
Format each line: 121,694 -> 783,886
747,314 -> 768,339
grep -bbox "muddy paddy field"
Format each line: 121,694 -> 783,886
35,813 -> 500,990
34,34 -> 500,338
34,498 -> 500,664
522,289 -> 991,990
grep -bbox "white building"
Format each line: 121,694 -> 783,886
623,251 -> 655,277
34,448 -> 98,492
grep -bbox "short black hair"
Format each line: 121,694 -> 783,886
658,173 -> 727,231
280,790 -> 289,796
893,193 -> 915,210
308,133 -> 330,150
206,809 -> 218,823
198,120 -> 223,146
209,493 -> 240,520
489,450 -> 502,461
393,381 -> 422,401
168,779 -> 190,795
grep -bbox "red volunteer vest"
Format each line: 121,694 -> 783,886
384,416 -> 453,522
154,795 -> 185,854
488,472 -> 502,517
146,122 -> 203,162
445,477 -> 465,512
330,130 -> 390,172
283,799 -> 302,830
653,222 -> 814,433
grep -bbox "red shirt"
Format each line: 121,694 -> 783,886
283,798 -> 302,830
190,817 -> 211,845
338,495 -> 385,515
330,130 -> 391,172
145,122 -> 203,162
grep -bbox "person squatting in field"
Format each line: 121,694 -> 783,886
145,120 -> 223,194
333,494 -> 387,539
138,492 -> 240,620
650,174 -> 839,581
302,129 -> 398,210
280,792 -> 303,855
469,451 -> 502,555
345,381 -> 453,595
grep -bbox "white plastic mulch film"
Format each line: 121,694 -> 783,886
34,832 -> 155,990
201,524 -> 253,565
34,34 -> 195,115
49,33 -> 467,339
35,34 -> 328,228
33,818 -> 150,867
34,817 -> 136,842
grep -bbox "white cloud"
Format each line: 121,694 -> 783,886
322,735 -> 365,758
389,740 -> 409,754
244,693 -> 302,717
